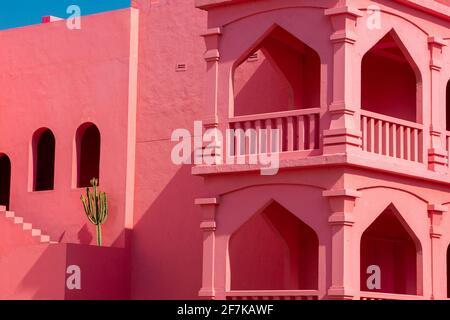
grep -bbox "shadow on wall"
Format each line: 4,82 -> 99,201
77,224 -> 93,244
130,162 -> 204,300
0,243 -> 130,300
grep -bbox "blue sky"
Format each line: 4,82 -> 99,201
0,0 -> 130,30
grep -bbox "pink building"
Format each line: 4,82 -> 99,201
1,0 -> 450,300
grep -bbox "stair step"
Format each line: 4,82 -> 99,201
13,217 -> 23,224
22,223 -> 33,230
1,209 -> 57,245
5,211 -> 15,218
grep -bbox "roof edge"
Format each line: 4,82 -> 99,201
195,0 -> 450,21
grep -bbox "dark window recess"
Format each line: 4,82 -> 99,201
77,124 -> 101,188
35,129 -> 55,191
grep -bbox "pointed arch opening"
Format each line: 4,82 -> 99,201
0,154 -> 11,210
360,205 -> 421,295
232,26 -> 321,117
76,123 -> 101,188
361,31 -> 421,122
448,245 -> 450,298
446,80 -> 450,131
229,201 -> 319,290
32,128 -> 55,191
447,245 -> 450,298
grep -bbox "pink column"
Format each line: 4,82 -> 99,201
196,197 -> 219,299
428,204 -> 447,299
428,37 -> 448,172
201,28 -> 223,164
323,189 -> 361,300
323,6 -> 363,155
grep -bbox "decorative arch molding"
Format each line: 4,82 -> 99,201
223,6 -> 328,28
357,8 -> 429,36
358,27 -> 424,83
357,185 -> 428,204
377,203 -> 423,252
215,183 -> 329,238
220,9 -> 330,68
355,187 -> 428,234
220,182 -> 326,197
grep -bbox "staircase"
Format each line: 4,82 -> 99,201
0,206 -> 57,244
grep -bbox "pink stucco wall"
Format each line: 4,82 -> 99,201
129,0 -> 207,299
1,0 -> 450,301
0,9 -> 135,247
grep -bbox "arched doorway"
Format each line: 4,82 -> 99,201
233,25 -> 321,116
229,201 -> 319,290
447,245 -> 450,298
360,206 -> 420,295
446,80 -> 450,131
361,31 -> 420,122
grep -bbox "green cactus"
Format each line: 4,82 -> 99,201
80,178 -> 108,246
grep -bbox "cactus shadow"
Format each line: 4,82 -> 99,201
77,224 -> 93,245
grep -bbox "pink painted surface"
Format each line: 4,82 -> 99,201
1,0 -> 450,300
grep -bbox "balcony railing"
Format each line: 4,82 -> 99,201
226,290 -> 319,300
446,131 -> 450,167
192,106 -> 450,177
359,291 -> 423,300
361,110 -> 423,163
228,108 -> 320,156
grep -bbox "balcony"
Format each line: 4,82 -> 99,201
226,291 -> 422,300
360,110 -> 423,163
226,290 -> 319,300
228,108 -> 320,158
193,28 -> 450,183
193,106 -> 448,179
359,292 -> 423,300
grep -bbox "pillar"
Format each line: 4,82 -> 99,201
428,204 -> 447,299
200,28 -> 223,164
428,37 -> 448,172
323,188 -> 361,299
323,6 -> 363,154
196,197 -> 220,299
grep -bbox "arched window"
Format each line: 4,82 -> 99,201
361,31 -> 420,122
32,128 -> 55,191
76,123 -> 100,188
0,154 -> 11,209
233,26 -> 321,116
